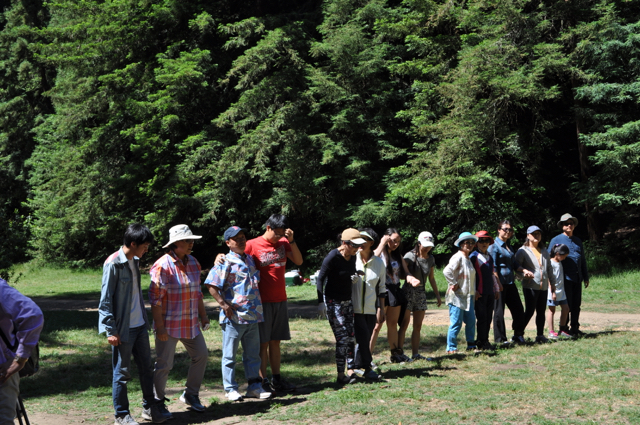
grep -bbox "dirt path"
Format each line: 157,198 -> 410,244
20,298 -> 640,425
32,297 -> 640,331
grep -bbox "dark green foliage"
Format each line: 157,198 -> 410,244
0,0 -> 639,271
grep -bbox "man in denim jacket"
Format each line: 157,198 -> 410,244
99,224 -> 166,425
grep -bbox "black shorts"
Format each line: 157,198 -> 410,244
385,283 -> 407,308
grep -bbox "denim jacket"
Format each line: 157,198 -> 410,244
488,238 -> 519,286
99,248 -> 149,342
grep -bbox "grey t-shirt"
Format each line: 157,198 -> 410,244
404,251 -> 435,287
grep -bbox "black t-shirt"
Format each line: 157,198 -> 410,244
317,248 -> 356,302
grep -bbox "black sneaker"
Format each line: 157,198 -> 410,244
272,376 -> 296,392
179,391 -> 205,412
141,404 -> 167,423
262,378 -> 275,393
336,374 -> 357,385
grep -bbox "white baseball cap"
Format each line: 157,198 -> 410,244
418,231 -> 435,248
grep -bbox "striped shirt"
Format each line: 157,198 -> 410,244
149,251 -> 203,339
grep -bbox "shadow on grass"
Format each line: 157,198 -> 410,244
166,396 -> 308,424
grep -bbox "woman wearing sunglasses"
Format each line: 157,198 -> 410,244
488,220 -> 526,345
317,228 -> 367,385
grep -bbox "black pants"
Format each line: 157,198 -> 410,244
564,279 -> 582,332
522,288 -> 547,336
353,313 -> 376,370
475,291 -> 495,346
493,283 -> 526,342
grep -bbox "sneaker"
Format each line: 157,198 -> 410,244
480,342 -> 496,350
225,390 -> 244,402
535,335 -> 549,344
559,330 -> 573,338
363,369 -> 380,381
446,350 -> 457,354
179,391 -> 205,412
370,362 -> 380,372
262,378 -> 275,393
399,353 -> 413,363
336,374 -> 357,385
390,353 -> 405,363
571,329 -> 586,337
548,331 -> 558,340
114,415 -> 139,425
271,376 -> 296,392
411,353 -> 433,361
157,399 -> 172,420
245,386 -> 272,399
352,368 -> 365,378
141,404 -> 167,423
511,335 -> 526,345
466,345 -> 479,352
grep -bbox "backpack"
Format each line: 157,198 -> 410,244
0,326 -> 40,377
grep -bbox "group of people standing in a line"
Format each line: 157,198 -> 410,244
316,213 -> 589,384
99,214 -> 301,425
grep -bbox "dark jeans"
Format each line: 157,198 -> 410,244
112,325 -> 155,417
565,279 -> 582,331
522,288 -> 547,336
353,313 -> 376,370
475,292 -> 494,346
493,283 -> 525,342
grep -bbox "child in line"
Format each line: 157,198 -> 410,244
546,243 -> 571,339
444,232 -> 478,354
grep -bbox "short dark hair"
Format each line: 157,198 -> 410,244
265,214 -> 289,230
123,224 -> 154,248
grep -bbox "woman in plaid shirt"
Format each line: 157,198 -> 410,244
149,225 -> 210,415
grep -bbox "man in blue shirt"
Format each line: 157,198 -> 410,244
548,214 -> 590,336
99,224 -> 166,424
205,226 -> 271,402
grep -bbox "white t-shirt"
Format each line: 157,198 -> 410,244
128,258 -> 146,328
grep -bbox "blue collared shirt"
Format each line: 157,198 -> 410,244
488,238 -> 519,286
204,251 -> 263,325
548,233 -> 589,283
99,248 -> 150,342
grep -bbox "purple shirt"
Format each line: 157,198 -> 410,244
0,279 -> 44,364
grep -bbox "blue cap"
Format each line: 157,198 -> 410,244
454,231 -> 479,248
224,226 -> 248,241
526,225 -> 542,234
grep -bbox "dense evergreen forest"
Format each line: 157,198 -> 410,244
1,0 -> 639,271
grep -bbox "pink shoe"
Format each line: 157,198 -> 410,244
549,330 -> 558,340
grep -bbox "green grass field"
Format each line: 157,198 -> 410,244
8,264 -> 640,424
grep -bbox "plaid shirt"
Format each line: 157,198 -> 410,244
149,251 -> 203,339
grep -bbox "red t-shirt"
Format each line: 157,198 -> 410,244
245,236 -> 292,303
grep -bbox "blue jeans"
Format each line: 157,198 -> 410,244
447,298 -> 476,351
221,321 -> 262,392
112,325 -> 154,417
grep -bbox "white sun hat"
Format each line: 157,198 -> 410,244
162,224 -> 202,248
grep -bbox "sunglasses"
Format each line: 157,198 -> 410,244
563,221 -> 575,226
500,228 -> 513,232
460,240 -> 476,246
346,241 -> 363,248
478,238 -> 492,243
